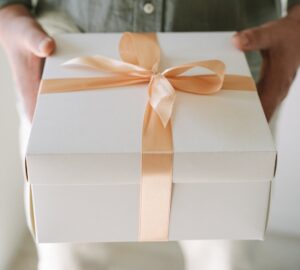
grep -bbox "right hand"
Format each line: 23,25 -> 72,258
0,4 -> 55,122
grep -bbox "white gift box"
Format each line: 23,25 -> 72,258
26,32 -> 276,243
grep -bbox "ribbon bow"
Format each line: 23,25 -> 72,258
40,32 -> 256,241
41,33 -> 255,127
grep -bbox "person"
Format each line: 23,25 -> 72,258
0,1 -> 299,270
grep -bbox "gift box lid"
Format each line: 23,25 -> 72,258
26,32 -> 276,185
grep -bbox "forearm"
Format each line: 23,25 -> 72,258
0,0 -> 54,121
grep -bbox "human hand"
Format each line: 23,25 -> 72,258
0,4 -> 55,122
232,4 -> 300,121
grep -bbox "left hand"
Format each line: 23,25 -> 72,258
232,4 -> 300,121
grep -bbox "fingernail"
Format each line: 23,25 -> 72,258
38,37 -> 52,54
238,33 -> 250,47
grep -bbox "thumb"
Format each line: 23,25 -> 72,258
232,24 -> 274,51
23,21 -> 55,57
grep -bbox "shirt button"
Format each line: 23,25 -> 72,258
143,3 -> 155,14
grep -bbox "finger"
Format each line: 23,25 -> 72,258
23,20 -> 55,57
232,24 -> 275,52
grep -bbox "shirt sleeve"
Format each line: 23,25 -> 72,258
0,0 -> 31,9
288,0 -> 300,9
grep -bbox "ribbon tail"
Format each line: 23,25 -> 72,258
140,103 -> 173,241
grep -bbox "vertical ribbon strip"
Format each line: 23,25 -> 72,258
39,32 -> 256,241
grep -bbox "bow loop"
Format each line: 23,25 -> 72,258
62,55 -> 150,77
120,32 -> 160,72
163,60 -> 225,95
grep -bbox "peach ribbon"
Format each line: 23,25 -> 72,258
40,32 -> 256,241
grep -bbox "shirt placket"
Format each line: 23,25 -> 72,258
133,0 -> 164,32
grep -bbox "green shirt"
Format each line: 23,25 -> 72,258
1,0 -> 299,79
1,0 -> 298,32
